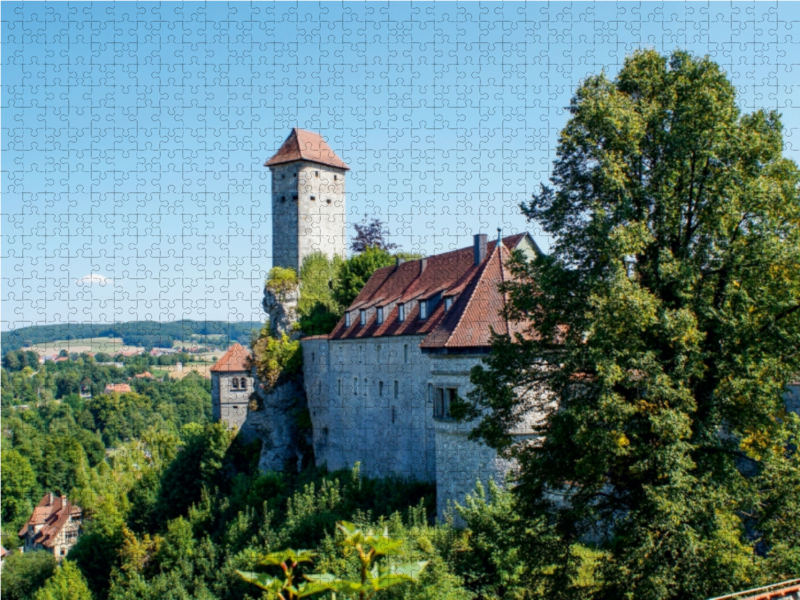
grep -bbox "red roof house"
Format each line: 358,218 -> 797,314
104,383 -> 132,394
19,493 -> 83,560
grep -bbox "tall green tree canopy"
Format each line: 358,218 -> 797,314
464,50 -> 800,599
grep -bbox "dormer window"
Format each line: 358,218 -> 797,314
377,307 -> 384,324
445,297 -> 453,311
345,312 -> 351,327
420,301 -> 428,320
359,310 -> 366,326
398,303 -> 405,322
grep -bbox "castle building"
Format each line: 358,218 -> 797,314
265,128 -> 349,274
19,493 -> 83,560
302,232 -> 543,518
210,343 -> 254,432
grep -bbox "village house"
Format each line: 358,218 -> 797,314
104,383 -> 132,394
18,493 -> 83,560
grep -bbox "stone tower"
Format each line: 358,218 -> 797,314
210,343 -> 254,432
265,128 -> 349,274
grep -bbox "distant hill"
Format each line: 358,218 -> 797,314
1,320 -> 262,354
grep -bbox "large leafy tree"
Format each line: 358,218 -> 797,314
463,50 -> 800,599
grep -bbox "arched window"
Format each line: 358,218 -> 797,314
240,378 -> 247,390
232,378 -> 239,389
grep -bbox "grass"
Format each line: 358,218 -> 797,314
29,337 -> 144,356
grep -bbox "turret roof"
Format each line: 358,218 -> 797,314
264,128 -> 350,171
210,343 -> 251,373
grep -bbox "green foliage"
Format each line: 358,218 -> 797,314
3,350 -> 41,371
333,247 -> 396,308
464,50 -> 800,599
2,449 -> 37,530
34,560 -> 93,600
297,252 -> 344,336
239,523 -> 430,600
251,328 -> 303,390
267,267 -> 300,299
1,551 -> 58,600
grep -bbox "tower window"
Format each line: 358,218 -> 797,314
379,381 -> 384,396
354,378 -> 358,394
293,172 -> 297,178
404,344 -> 409,364
338,378 -> 342,395
398,303 -> 405,322
240,378 -> 247,390
364,378 -> 368,395
428,383 -> 433,403
326,199 -> 332,204
394,380 -> 399,399
281,196 -> 286,202
315,171 -> 319,178
232,378 -> 239,389
311,352 -> 315,363
334,175 -> 338,181
310,196 -> 316,201
391,406 -> 397,424
293,194 -> 298,201
377,307 -> 384,324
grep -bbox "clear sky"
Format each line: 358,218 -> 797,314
3,2 -> 799,330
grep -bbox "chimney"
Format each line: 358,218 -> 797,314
474,233 -> 488,265
396,257 -> 405,268
61,494 -> 67,506
419,257 -> 428,275
48,492 -> 54,506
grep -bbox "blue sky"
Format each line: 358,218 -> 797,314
3,2 -> 799,330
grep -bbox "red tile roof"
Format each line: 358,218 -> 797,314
323,234 -> 534,350
210,343 -> 251,372
264,128 -> 350,171
104,383 -> 132,393
19,493 -> 82,549
134,371 -> 154,379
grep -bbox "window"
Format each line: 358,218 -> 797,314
445,297 -> 453,311
315,171 -> 319,178
364,378 -> 368,396
310,195 -> 316,201
360,310 -> 366,326
338,378 -> 342,395
404,344 -> 409,364
293,171 -> 297,178
318,381 -> 322,394
281,195 -> 286,202
293,194 -> 298,201
311,352 -> 315,363
345,312 -> 351,327
232,378 -> 239,389
394,380 -> 399,399
391,406 -> 397,424
434,387 -> 457,419
326,199 -> 332,204
240,378 -> 247,390
334,174 -> 338,181
398,303 -> 405,322
427,383 -> 433,403
379,381 -> 384,396
377,306 -> 384,324
354,378 -> 358,394
420,300 -> 428,319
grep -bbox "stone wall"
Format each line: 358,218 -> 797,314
212,370 -> 255,432
271,162 -> 347,274
302,335 -> 436,481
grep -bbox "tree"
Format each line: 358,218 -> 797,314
266,267 -> 299,299
349,218 -> 397,254
1,551 -> 57,600
297,252 -> 344,336
462,50 -> 800,599
333,247 -> 396,308
2,449 -> 37,526
34,561 -> 93,600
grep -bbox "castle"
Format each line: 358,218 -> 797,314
207,128 -> 543,517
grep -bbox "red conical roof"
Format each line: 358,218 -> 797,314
264,128 -> 350,171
